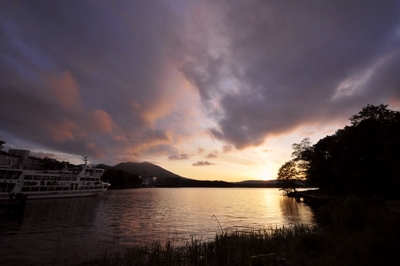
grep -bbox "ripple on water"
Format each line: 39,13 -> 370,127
0,188 -> 315,265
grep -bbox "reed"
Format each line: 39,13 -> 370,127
74,198 -> 400,266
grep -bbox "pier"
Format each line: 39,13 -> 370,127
287,190 -> 331,205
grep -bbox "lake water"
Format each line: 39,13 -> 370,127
0,188 -> 315,265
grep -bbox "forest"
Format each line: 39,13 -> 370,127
278,104 -> 400,199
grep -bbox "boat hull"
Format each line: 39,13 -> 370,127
0,189 -> 108,200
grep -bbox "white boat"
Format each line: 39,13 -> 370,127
0,160 -> 111,200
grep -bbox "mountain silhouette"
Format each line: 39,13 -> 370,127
109,161 -> 182,179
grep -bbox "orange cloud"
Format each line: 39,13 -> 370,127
123,130 -> 174,158
45,71 -> 81,111
48,121 -> 79,142
389,95 -> 400,109
85,142 -> 106,159
88,109 -> 114,134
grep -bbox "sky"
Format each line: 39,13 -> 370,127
1,0 -> 400,182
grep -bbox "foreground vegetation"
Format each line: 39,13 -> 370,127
73,197 -> 400,266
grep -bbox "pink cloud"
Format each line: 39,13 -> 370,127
44,71 -> 81,111
88,109 -> 114,134
192,161 -> 215,166
168,153 -> 190,160
223,145 -> 233,153
48,121 -> 79,142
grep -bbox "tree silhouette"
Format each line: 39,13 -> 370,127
278,138 -> 311,194
277,160 -> 299,194
278,104 -> 400,198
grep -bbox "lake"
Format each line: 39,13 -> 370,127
0,188 -> 315,265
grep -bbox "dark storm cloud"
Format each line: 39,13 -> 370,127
177,0 -> 400,149
1,0 -> 400,165
192,161 -> 215,166
0,0 -> 184,162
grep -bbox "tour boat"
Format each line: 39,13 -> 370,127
0,160 -> 111,200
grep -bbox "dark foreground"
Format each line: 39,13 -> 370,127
68,196 -> 400,266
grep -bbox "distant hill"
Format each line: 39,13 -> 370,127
235,180 -> 280,188
96,164 -> 113,170
96,162 -> 304,189
112,162 -> 182,179
234,180 -> 310,188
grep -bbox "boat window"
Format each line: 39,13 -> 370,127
50,176 -> 56,180
10,171 -> 22,179
90,178 -> 95,181
40,187 -> 48,191
0,170 -> 20,179
34,176 -> 41,180
0,171 -> 6,179
24,181 -> 37,186
0,182 -> 14,192
21,187 -> 30,192
31,187 -> 39,192
48,187 -> 55,191
56,187 -> 62,191
3,170 -> 23,180
25,175 -> 33,180
62,187 -> 69,190
71,177 -> 77,181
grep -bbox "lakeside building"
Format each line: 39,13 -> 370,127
0,141 -> 44,170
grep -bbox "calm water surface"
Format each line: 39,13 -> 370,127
0,188 -> 315,265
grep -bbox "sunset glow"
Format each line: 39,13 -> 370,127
1,0 -> 399,181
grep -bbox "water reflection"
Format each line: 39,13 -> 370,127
279,196 -> 315,224
0,188 -> 315,265
0,197 -> 103,265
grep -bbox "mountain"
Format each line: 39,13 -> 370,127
112,161 -> 182,179
96,164 -> 113,170
96,162 -> 301,188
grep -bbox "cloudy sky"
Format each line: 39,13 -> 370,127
1,0 -> 399,181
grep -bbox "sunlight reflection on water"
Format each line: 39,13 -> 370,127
0,188 -> 314,265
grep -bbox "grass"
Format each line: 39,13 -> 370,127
73,197 -> 400,266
